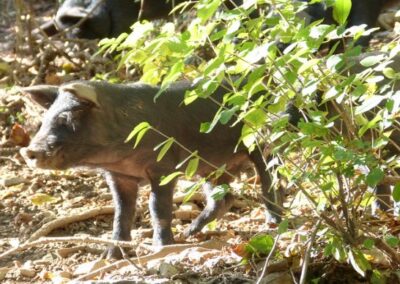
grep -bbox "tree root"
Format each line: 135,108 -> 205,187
75,239 -> 227,281
29,206 -> 114,241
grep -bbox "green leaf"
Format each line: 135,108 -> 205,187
332,0 -> 352,26
133,125 -> 150,148
155,137 -> 175,162
363,238 -> 375,250
183,181 -> 204,203
211,184 -> 230,201
268,97 -> 287,114
385,235 -> 399,247
358,115 -> 381,137
245,234 -> 274,255
244,108 -> 266,128
214,165 -> 226,180
219,106 -> 238,125
30,193 -> 58,206
125,122 -> 150,143
241,124 -> 257,149
162,61 -> 184,85
197,0 -> 221,24
184,90 -> 199,105
176,151 -> 198,169
383,67 -> 396,79
200,111 -> 222,133
160,171 -> 183,186
298,122 -> 328,137
360,54 -> 385,67
185,157 -> 199,178
348,249 -> 371,277
393,183 -> 400,202
355,96 -> 385,115
371,270 -> 385,284
333,245 -> 347,262
324,243 -> 334,257
206,219 -> 218,231
366,168 -> 384,188
298,58 -> 320,74
278,219 -> 289,234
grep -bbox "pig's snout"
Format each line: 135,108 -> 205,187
56,7 -> 88,27
21,147 -> 44,161
20,147 -> 46,168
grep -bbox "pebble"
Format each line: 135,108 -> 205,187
19,268 -> 36,278
159,262 -> 179,278
0,267 -> 10,281
0,177 -> 27,187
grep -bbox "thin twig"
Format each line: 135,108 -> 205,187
255,233 -> 281,284
299,220 -> 321,284
0,236 -> 137,260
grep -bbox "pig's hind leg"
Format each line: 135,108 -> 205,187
185,181 -> 235,236
249,151 -> 284,223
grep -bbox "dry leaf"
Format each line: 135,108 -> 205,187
10,123 -> 30,146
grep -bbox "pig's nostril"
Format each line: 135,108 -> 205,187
24,149 -> 40,160
57,15 -> 83,26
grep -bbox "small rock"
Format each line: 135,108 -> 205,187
175,202 -> 201,220
0,177 -> 27,187
0,267 -> 10,281
179,202 -> 200,211
14,212 -> 33,224
74,259 -> 107,276
174,209 -> 200,220
99,193 -> 112,201
158,262 -> 179,278
19,268 -> 36,278
33,259 -> 52,266
260,272 -> 292,284
57,271 -> 73,279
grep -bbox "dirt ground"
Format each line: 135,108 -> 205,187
1,1 -> 400,283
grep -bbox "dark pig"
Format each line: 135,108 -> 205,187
43,0 -> 244,39
20,80 -> 282,258
42,0 -> 186,39
303,0 -> 398,46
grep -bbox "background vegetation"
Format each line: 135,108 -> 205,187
101,0 -> 400,281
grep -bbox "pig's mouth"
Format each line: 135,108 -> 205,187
20,146 -> 70,170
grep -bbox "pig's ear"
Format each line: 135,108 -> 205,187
61,82 -> 100,107
39,19 -> 59,36
22,85 -> 59,109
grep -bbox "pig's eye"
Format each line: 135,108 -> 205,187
56,113 -> 70,127
56,113 -> 78,132
47,135 -> 59,149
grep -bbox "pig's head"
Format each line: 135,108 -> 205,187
20,82 -> 102,170
42,0 -> 140,39
54,0 -> 112,39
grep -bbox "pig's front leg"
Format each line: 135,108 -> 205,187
104,171 -> 139,259
149,180 -> 175,246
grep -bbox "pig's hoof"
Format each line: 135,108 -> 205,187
152,235 -> 175,247
102,246 -> 123,259
265,211 -> 282,224
184,225 -> 199,238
